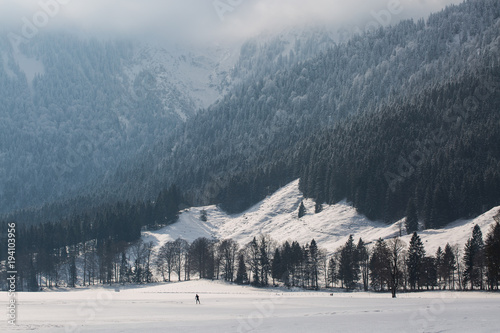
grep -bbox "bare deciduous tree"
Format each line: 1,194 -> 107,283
388,237 -> 406,298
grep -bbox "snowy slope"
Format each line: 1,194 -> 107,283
143,180 -> 500,254
122,42 -> 240,121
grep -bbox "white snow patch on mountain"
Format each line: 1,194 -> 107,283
123,42 -> 240,120
10,48 -> 45,88
143,179 -> 500,254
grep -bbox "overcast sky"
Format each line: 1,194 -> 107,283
1,0 -> 464,44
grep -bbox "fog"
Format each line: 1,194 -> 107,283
1,0 -> 464,45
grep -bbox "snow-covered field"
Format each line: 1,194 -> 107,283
4,181 -> 499,332
2,280 -> 500,333
144,179 -> 500,255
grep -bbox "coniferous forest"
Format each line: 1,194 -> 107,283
299,69 -> 500,228
90,0 -> 500,221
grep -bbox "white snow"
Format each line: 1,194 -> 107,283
122,41 -> 240,120
3,181 -> 499,332
16,54 -> 44,83
12,50 -> 45,88
144,179 -> 500,255
2,280 -> 500,332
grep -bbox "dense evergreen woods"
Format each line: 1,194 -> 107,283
0,185 -> 183,290
99,0 -> 500,219
0,27 -> 335,218
0,36 -> 179,214
299,69 -> 500,227
3,211 -> 499,294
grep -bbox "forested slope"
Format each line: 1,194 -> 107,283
299,68 -> 500,227
0,27 -> 336,219
102,0 -> 500,218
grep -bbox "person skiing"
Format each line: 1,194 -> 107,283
195,294 -> 200,304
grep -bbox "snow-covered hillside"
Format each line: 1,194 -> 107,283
143,180 -> 500,254
123,42 -> 240,121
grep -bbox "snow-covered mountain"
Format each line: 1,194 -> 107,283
1,35 -> 241,214
143,180 -> 500,255
0,25 -> 338,217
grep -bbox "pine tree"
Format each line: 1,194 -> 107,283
435,247 -> 444,288
134,260 -> 143,283
338,235 -> 359,290
369,238 -> 390,291
259,236 -> 271,287
200,209 -> 208,222
407,232 -> 426,290
463,225 -> 485,290
281,241 -> 292,287
248,237 -> 260,286
302,244 -> 311,288
290,241 -> 303,287
298,201 -> 306,218
28,255 -> 39,292
119,252 -> 129,284
419,256 -> 436,290
235,253 -> 248,285
69,255 -> 77,288
309,239 -> 319,290
315,202 -> 323,214
271,248 -> 283,285
327,257 -> 337,288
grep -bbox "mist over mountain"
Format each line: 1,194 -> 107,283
0,34 -> 236,214
0,24 -> 338,217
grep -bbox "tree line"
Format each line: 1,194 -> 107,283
0,185 -> 183,290
3,210 -> 499,295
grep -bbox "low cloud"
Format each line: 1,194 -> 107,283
0,0 -> 464,45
